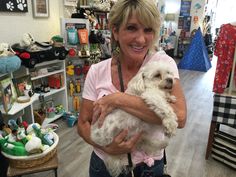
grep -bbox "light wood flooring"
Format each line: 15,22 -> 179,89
24,58 -> 236,177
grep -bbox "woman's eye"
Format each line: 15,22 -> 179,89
144,28 -> 153,33
127,26 -> 136,31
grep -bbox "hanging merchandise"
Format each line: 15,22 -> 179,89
73,95 -> 80,112
78,28 -> 90,57
67,27 -> 79,45
76,79 -> 81,93
69,80 -> 75,97
78,29 -> 88,44
213,23 -> 236,93
66,61 -> 75,76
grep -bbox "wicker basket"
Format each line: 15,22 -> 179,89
1,132 -> 59,168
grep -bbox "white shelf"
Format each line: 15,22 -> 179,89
31,69 -> 64,81
42,113 -> 64,126
42,87 -> 66,97
4,94 -> 40,115
34,59 -> 63,67
3,87 -> 66,115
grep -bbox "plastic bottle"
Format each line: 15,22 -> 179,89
32,124 -> 53,146
2,143 -> 28,156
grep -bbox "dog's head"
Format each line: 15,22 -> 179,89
127,61 -> 175,95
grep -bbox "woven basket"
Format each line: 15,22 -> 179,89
2,132 -> 59,168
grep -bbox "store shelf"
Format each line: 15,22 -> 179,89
3,87 -> 66,115
3,94 -> 40,115
42,87 -> 66,97
42,113 -> 64,126
31,69 -> 64,81
34,59 -> 63,67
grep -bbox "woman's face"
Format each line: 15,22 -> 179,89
113,13 -> 155,62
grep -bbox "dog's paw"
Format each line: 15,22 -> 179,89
167,95 -> 176,103
162,118 -> 178,137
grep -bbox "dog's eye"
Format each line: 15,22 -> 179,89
155,73 -> 161,78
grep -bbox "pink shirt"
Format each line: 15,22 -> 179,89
82,51 -> 179,166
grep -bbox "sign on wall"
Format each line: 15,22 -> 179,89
0,0 -> 28,12
180,0 -> 191,16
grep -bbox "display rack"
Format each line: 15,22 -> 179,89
0,59 -> 68,125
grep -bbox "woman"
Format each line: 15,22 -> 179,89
77,0 -> 187,177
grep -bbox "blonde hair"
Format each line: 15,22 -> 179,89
108,0 -> 161,54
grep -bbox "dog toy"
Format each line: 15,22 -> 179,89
50,35 -> 63,47
69,80 -> 75,97
0,43 -> 15,57
66,61 -> 75,76
20,33 -> 35,48
76,79 -> 81,93
73,95 -> 80,112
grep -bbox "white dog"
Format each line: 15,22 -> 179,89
90,61 -> 178,177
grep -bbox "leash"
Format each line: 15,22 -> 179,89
117,59 -> 134,177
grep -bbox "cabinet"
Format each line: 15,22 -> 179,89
0,59 -> 68,126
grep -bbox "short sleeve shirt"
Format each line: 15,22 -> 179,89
82,51 -> 179,165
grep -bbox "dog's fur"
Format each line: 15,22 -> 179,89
90,61 -> 178,177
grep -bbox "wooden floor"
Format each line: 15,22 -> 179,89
24,58 -> 236,177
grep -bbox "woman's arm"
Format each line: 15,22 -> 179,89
93,79 -> 187,128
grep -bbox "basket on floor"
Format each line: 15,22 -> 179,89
1,132 -> 59,168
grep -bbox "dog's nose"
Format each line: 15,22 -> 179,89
166,78 -> 173,84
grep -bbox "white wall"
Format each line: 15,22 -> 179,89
0,0 -> 64,45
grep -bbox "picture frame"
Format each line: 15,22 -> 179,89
32,0 -> 49,18
13,75 -> 33,97
64,0 -> 77,6
0,77 -> 17,113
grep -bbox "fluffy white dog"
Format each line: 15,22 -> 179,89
91,61 -> 178,177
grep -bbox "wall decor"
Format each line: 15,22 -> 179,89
180,0 -> 192,17
64,0 -> 77,6
0,0 -> 28,12
32,0 -> 49,18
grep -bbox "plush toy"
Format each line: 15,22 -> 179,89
0,43 -> 15,57
50,35 -> 64,47
66,62 -> 75,76
24,136 -> 43,154
20,33 -> 35,48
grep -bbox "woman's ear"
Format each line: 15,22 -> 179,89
127,71 -> 145,95
112,26 -> 118,41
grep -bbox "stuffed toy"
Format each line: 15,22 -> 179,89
24,136 -> 43,154
20,33 -> 35,48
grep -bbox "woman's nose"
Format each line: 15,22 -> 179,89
135,31 -> 146,43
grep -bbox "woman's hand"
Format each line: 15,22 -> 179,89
92,93 -> 121,127
101,129 -> 142,155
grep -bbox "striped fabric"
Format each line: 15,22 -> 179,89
212,131 -> 236,169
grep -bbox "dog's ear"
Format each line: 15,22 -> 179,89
127,71 -> 145,95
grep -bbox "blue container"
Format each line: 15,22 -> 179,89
67,115 -> 77,127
